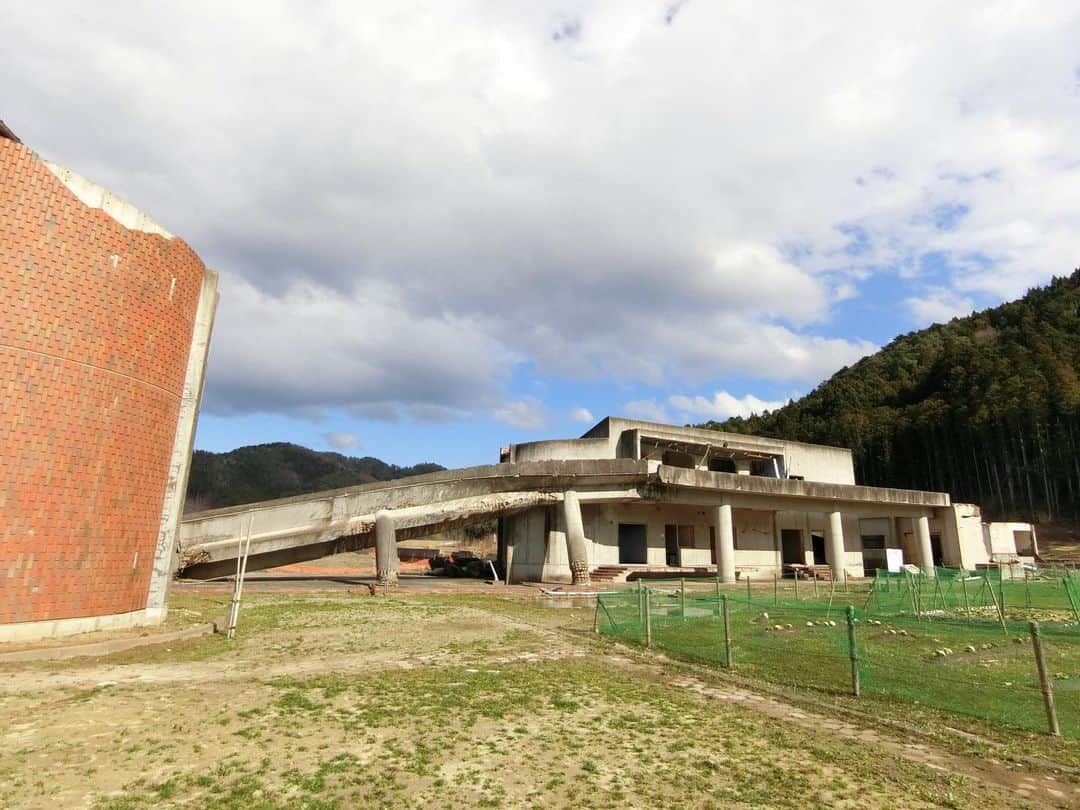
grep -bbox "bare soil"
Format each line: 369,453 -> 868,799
0,590 -> 1075,808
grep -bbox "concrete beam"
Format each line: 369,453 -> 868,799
179,490 -> 561,579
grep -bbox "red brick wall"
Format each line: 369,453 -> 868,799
0,138 -> 208,625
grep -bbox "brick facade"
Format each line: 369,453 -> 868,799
0,137 -> 208,625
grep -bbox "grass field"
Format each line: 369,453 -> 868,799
600,578 -> 1080,757
0,589 -> 1076,808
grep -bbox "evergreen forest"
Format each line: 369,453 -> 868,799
702,270 -> 1080,526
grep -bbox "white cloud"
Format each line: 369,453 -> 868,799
625,399 -> 671,424
5,2 -> 1079,420
493,398 -> 547,430
570,406 -> 594,423
905,288 -> 977,326
669,391 -> 788,422
323,431 -> 361,451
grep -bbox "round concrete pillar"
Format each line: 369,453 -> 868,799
375,510 -> 399,585
714,504 -> 736,583
826,511 -> 845,580
915,515 -> 935,576
562,491 -> 591,586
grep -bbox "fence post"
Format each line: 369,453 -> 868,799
960,573 -> 970,619
714,576 -> 721,616
774,572 -> 778,606
1028,620 -> 1060,736
746,574 -> 751,602
638,583 -> 645,642
592,596 -> 600,633
680,577 -> 686,619
986,572 -> 1009,636
845,605 -> 860,697
1025,568 -> 1032,609
721,594 -> 732,669
644,587 -> 652,649
794,569 -> 800,600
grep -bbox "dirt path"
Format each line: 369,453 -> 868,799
1,592 -> 1076,808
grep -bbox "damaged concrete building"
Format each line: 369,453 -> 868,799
178,417 -> 1036,588
499,417 -> 1037,584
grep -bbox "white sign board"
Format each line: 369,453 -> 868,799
886,548 -> 905,573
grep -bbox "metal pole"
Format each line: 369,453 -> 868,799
961,573 -> 970,619
814,572 -> 820,598
1025,567 -> 1032,609
746,575 -> 751,602
680,577 -> 686,619
774,573 -> 779,606
592,596 -> 600,634
715,576 -> 721,616
845,605 -> 860,697
721,594 -> 732,669
644,587 -> 652,649
1028,621 -> 1060,736
794,569 -> 799,600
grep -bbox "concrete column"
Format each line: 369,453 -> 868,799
915,514 -> 935,576
562,491 -> 591,585
714,504 -> 736,583
826,511 -> 845,580
375,510 -> 399,585
146,270 -> 220,620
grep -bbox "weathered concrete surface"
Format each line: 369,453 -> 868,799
656,467 -> 949,514
179,459 -> 953,582
178,460 -> 647,579
146,269 -> 219,620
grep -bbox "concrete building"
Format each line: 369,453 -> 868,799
0,122 -> 218,641
177,416 -> 1035,589
499,418 -> 1037,584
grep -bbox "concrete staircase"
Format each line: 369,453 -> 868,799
590,565 -> 631,584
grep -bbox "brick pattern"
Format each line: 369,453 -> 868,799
0,138 -> 208,625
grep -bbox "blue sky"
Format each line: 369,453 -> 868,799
4,2 -> 1079,469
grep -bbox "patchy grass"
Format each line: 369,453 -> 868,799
0,591 -> 1063,808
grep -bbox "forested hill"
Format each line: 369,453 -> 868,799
701,269 -> 1080,525
184,443 -> 445,512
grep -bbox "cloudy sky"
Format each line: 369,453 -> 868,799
5,2 -> 1080,466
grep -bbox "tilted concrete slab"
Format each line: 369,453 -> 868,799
178,459 -> 951,579
178,460 -> 648,579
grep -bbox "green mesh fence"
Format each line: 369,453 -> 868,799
597,574 -> 1080,738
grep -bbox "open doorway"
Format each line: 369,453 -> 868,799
665,525 -> 680,566
930,534 -> 943,567
811,533 -> 826,565
618,523 -> 647,564
781,529 -> 803,566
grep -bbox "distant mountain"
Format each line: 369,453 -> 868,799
700,270 -> 1080,525
185,443 -> 445,512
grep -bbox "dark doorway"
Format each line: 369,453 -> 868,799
781,529 -> 803,566
811,534 -> 826,565
930,534 -> 943,567
618,523 -> 647,564
664,524 -> 680,566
